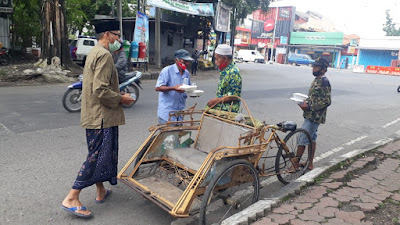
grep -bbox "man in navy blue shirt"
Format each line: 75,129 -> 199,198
155,49 -> 193,124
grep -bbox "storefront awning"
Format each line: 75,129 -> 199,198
287,44 -> 343,51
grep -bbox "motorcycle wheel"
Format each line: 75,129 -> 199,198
397,86 -> 400,93
62,88 -> 82,112
0,54 -> 10,66
122,84 -> 139,108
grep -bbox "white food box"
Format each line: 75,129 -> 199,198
188,90 -> 204,97
290,93 -> 308,103
179,84 -> 197,92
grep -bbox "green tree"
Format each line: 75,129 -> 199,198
221,0 -> 270,23
65,0 -> 91,36
383,10 -> 400,36
11,0 -> 41,47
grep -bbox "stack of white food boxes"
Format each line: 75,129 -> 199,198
179,79 -> 204,97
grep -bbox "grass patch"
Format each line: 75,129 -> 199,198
389,199 -> 400,206
281,194 -> 291,202
314,174 -> 328,184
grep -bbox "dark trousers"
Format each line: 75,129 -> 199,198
191,62 -> 198,75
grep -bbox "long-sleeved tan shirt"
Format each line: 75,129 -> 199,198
80,43 -> 125,129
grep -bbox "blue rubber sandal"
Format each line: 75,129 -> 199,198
95,189 -> 112,203
61,205 -> 92,218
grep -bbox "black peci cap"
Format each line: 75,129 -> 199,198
94,20 -> 120,34
314,57 -> 330,68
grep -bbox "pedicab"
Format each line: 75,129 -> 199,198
117,96 -> 312,225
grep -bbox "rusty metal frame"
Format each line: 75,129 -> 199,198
118,96 -> 302,218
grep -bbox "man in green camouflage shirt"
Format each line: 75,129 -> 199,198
297,57 -> 331,170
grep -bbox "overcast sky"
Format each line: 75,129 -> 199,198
271,0 -> 400,37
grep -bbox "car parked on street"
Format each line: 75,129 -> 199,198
69,36 -> 97,66
237,49 -> 265,63
288,53 -> 315,66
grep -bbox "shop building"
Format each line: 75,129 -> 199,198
356,36 -> 400,67
288,32 -> 344,67
0,0 -> 12,48
234,27 -> 251,51
335,34 -> 360,69
250,6 -> 296,61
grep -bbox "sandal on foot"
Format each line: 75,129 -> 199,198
61,205 -> 92,218
299,163 -> 313,170
284,168 -> 296,173
95,189 -> 112,203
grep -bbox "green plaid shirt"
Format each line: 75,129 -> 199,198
216,62 -> 242,112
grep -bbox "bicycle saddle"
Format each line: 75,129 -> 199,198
277,121 -> 297,131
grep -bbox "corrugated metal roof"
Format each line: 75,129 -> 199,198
0,17 -> 10,48
358,37 -> 400,50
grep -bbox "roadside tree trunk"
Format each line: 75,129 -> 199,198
41,0 -> 79,71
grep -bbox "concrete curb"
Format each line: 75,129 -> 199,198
221,132 -> 400,225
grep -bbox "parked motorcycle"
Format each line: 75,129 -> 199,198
62,71 -> 142,112
0,48 -> 11,66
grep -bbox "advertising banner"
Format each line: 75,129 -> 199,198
147,0 -> 214,17
251,7 -> 295,40
365,66 -> 400,76
353,65 -> 365,73
133,12 -> 149,62
290,32 -> 344,46
251,19 -> 293,39
214,2 -> 231,32
251,20 -> 273,39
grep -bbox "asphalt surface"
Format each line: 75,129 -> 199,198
1,63 -> 400,224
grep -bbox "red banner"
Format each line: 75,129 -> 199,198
365,66 -> 400,76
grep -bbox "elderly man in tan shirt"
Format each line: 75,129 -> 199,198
61,20 -> 133,218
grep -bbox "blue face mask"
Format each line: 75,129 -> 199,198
108,41 -> 121,52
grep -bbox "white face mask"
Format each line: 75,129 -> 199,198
108,41 -> 121,52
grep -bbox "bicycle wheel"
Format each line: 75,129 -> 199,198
199,159 -> 259,225
275,128 -> 312,185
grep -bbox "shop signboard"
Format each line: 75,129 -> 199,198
280,36 -> 288,45
348,46 -> 356,54
0,0 -> 12,13
350,39 -> 358,47
147,0 -> 214,17
279,8 -> 290,19
290,32 -> 344,45
215,2 -> 231,32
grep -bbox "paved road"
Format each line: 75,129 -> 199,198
1,63 -> 400,224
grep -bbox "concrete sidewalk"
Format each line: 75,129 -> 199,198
249,141 -> 400,225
